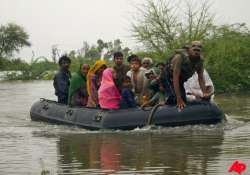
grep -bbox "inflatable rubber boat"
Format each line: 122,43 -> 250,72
30,98 -> 225,130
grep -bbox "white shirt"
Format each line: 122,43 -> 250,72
184,69 -> 214,102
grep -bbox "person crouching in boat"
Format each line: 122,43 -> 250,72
156,62 -> 165,75
160,41 -> 211,110
141,68 -> 165,108
53,55 -> 71,104
120,76 -> 137,109
98,68 -> 121,110
68,63 -> 90,107
184,69 -> 214,102
86,60 -> 107,107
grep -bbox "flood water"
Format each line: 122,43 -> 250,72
0,81 -> 249,175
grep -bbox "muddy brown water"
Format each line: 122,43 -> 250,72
0,81 -> 249,175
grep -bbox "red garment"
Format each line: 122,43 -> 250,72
100,141 -> 121,172
98,68 -> 121,109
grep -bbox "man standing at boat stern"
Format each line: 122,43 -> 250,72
161,41 -> 210,110
53,55 -> 71,104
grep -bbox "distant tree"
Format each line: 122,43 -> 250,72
76,39 -> 130,61
51,45 -> 59,63
85,46 -> 100,59
102,40 -> 115,59
97,39 -> 106,52
122,47 -> 130,58
0,23 -> 31,58
131,0 -> 214,56
204,23 -> 250,92
177,0 -> 214,45
68,50 -> 76,58
81,41 -> 90,57
113,39 -> 122,51
106,41 -> 113,53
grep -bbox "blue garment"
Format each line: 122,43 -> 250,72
120,88 -> 137,108
53,69 -> 71,104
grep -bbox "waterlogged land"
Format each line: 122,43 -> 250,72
0,81 -> 250,175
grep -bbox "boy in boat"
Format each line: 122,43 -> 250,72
126,55 -> 148,105
120,76 -> 137,109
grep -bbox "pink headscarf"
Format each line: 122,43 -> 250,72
98,68 -> 121,109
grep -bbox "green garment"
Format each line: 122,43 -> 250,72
67,65 -> 87,105
148,91 -> 165,105
147,79 -> 165,105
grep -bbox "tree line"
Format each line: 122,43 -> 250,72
0,37 -> 130,80
1,0 -> 250,93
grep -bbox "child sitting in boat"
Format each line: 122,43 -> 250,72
120,76 -> 137,109
98,68 -> 121,110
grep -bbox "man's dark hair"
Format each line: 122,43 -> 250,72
58,55 -> 71,65
156,62 -> 165,67
113,52 -> 123,59
127,54 -> 139,63
130,56 -> 141,64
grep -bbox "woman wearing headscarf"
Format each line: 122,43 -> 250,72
98,68 -> 121,110
86,60 -> 107,107
68,63 -> 90,106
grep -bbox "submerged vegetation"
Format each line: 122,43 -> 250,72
0,0 -> 250,93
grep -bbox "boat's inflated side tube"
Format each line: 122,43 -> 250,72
30,99 -> 225,130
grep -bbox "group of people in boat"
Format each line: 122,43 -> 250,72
53,40 -> 214,110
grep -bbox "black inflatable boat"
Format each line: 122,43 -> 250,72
30,98 -> 225,130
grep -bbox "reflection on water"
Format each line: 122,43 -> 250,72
55,131 -> 224,175
0,81 -> 250,175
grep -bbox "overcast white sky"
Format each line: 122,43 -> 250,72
1,0 -> 250,62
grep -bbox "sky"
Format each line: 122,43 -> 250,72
1,0 -> 250,62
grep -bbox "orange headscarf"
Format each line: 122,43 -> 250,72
87,60 -> 107,96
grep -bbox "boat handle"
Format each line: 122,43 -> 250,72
66,109 -> 73,116
40,98 -> 46,102
93,111 -> 103,122
147,104 -> 164,125
42,103 -> 49,110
